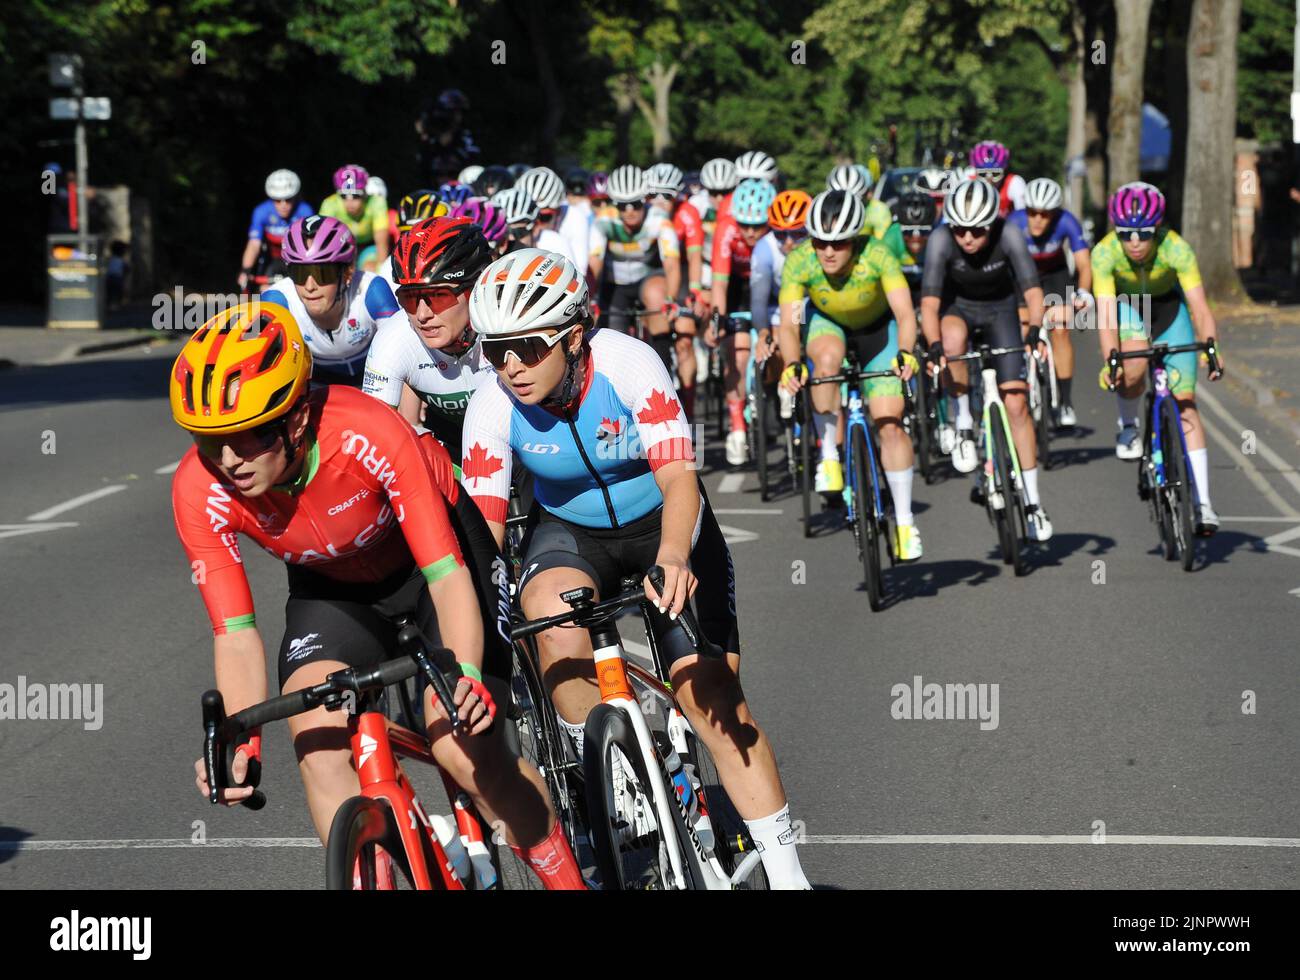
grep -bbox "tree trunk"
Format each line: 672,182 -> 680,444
1083,2 -> 1114,219
634,59 -> 677,159
1107,0 -> 1155,190
610,75 -> 635,165
1182,0 -> 1245,299
1065,4 -> 1088,212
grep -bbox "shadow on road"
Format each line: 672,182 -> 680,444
1034,531 -> 1117,568
0,354 -> 168,410
1200,530 -> 1269,569
886,558 -> 1003,603
0,826 -> 34,866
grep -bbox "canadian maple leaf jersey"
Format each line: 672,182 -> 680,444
361,320 -> 496,460
461,329 -> 694,529
262,271 -> 402,380
172,386 -> 463,636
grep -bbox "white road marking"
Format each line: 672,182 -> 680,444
1197,411 -> 1298,518
0,522 -> 79,541
26,485 -> 128,521
718,524 -> 758,544
154,460 -> 181,475
1199,386 -> 1300,504
713,508 -> 784,515
717,473 -> 746,493
806,834 -> 1300,847
1260,524 -> 1300,560
0,838 -> 322,852
1218,516 -> 1300,522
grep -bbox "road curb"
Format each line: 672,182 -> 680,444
75,333 -> 167,357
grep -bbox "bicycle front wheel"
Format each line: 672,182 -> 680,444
799,390 -> 814,537
913,372 -> 936,485
1033,358 -> 1052,469
988,412 -> 1025,575
326,795 -> 432,890
851,424 -> 885,609
754,379 -> 770,501
1160,397 -> 1197,571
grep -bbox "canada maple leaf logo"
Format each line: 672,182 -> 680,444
597,417 -> 624,442
462,443 -> 504,485
636,389 -> 681,426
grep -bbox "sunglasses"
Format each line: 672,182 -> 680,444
339,191 -> 366,200
195,424 -> 282,462
951,225 -> 989,239
539,208 -> 559,220
507,222 -> 535,241
617,201 -> 645,213
811,237 -> 851,251
271,197 -> 297,204
773,230 -> 807,244
1026,209 -> 1055,220
396,285 -> 465,315
1120,227 -> 1158,242
739,222 -> 769,232
901,226 -> 931,237
480,324 -> 578,370
287,263 -> 346,287
975,169 -> 1004,181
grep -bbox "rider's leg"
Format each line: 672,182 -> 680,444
674,315 -> 698,419
940,313 -> 972,429
284,658 -> 366,843
807,314 -> 847,463
641,275 -> 673,373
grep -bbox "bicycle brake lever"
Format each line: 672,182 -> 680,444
201,689 -> 224,805
396,620 -> 462,734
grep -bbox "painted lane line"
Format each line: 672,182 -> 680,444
0,522 -> 79,541
26,485 -> 128,522
1197,412 -> 1298,519
718,524 -> 758,544
1219,515 -> 1300,522
717,473 -> 746,493
805,834 -> 1300,847
1199,386 -> 1300,503
713,508 -> 784,515
0,838 -> 322,852
154,461 -> 181,475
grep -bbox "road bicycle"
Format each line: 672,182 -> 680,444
511,566 -> 768,890
1105,339 -> 1221,572
799,353 -> 906,609
908,340 -> 944,485
940,343 -> 1035,576
1027,333 -> 1057,469
201,618 -> 503,890
703,310 -> 750,444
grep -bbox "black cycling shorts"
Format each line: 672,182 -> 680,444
939,294 -> 1026,385
277,490 -> 513,689
516,488 -> 739,666
597,275 -> 664,333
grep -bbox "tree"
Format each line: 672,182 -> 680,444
1106,0 -> 1155,189
1182,0 -> 1244,298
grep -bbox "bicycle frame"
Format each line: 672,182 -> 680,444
945,345 -> 1025,510
1146,359 -> 1192,497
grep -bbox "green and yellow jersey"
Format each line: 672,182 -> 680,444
1091,228 -> 1202,300
779,236 -> 907,330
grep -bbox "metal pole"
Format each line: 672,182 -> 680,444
75,77 -> 89,255
1292,0 -> 1299,275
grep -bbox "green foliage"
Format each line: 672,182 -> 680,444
1237,0 -> 1294,144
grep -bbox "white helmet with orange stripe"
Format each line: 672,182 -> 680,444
469,248 -> 590,336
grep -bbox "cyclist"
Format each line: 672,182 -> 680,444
438,181 -> 474,210
914,167 -> 948,216
461,248 -> 812,889
261,216 -> 401,387
360,176 -> 394,273
172,301 -> 585,889
495,185 -> 576,263
750,190 -> 812,418
648,161 -> 707,419
319,164 -> 391,266
362,216 -> 497,463
377,190 -> 450,293
895,192 -> 935,302
709,178 -> 776,466
458,164 -> 484,188
827,163 -> 907,261
735,149 -> 780,187
921,177 -> 1053,540
1093,181 -> 1223,534
969,141 -> 1026,218
588,166 -> 681,359
517,167 -> 582,264
472,165 -> 514,201
450,198 -> 509,255
239,169 -> 312,292
1007,177 -> 1092,427
586,170 -> 615,223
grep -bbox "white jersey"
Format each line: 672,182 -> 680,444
262,270 -> 401,379
558,201 -> 592,274
361,318 -> 496,459
537,227 -> 576,265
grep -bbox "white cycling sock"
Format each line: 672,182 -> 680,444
744,804 -> 811,890
1118,394 -> 1141,430
955,394 -> 974,431
1188,448 -> 1212,508
814,412 -> 840,462
556,715 -> 585,761
886,468 -> 914,526
1022,466 -> 1041,507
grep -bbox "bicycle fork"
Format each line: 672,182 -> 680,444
979,366 -> 1023,512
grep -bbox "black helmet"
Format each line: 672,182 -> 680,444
565,168 -> 590,195
473,165 -> 513,199
506,163 -> 531,182
896,192 -> 937,229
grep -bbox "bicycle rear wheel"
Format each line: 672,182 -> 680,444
851,424 -> 885,609
988,412 -> 1025,575
584,703 -> 695,890
326,795 -> 432,890
1033,357 -> 1052,469
799,389 -> 814,537
754,378 -> 771,501
913,372 -> 936,485
1160,398 -> 1197,571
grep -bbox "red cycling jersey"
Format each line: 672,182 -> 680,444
672,201 -> 704,254
172,385 -> 463,636
710,215 -> 754,281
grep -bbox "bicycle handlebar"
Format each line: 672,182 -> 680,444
1105,339 -> 1220,390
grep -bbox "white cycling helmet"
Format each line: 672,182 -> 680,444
915,168 -> 947,196
607,165 -> 647,204
517,167 -> 565,209
647,162 -> 685,197
495,186 -> 540,225
826,163 -> 870,201
735,150 -> 779,183
365,176 -> 388,200
943,177 -> 1000,228
469,248 -> 590,337
1024,177 -> 1063,211
701,158 -> 738,192
806,190 -> 864,241
458,164 -> 485,186
265,169 -> 301,200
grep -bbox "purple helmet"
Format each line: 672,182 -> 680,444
439,181 -> 473,207
451,199 -> 507,244
970,141 -> 1010,171
1108,181 -> 1166,229
333,164 -> 370,195
586,170 -> 609,200
282,215 -> 357,265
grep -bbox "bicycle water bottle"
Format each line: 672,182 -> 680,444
453,793 -> 499,890
778,385 -> 794,420
682,761 -> 716,852
430,812 -> 472,882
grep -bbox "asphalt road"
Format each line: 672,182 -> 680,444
1,335 -> 1297,889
